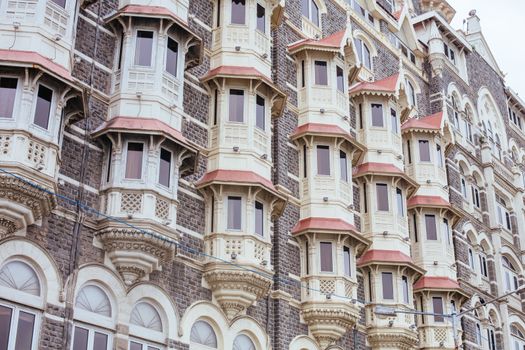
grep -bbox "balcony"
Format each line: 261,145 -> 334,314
418,325 -> 455,349
365,303 -> 419,349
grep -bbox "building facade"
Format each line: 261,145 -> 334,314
1,0 -> 525,349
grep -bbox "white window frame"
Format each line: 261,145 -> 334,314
128,337 -> 163,350
30,82 -> 56,136
0,75 -> 21,123
132,28 -> 157,68
254,199 -> 265,237
0,302 -> 40,350
226,194 -> 244,232
123,140 -> 147,182
157,147 -> 173,191
164,34 -> 182,79
71,323 -> 112,350
318,240 -> 335,274
227,87 -> 246,124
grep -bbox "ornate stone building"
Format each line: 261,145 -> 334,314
0,0 -> 525,348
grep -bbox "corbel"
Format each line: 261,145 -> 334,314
30,71 -> 44,90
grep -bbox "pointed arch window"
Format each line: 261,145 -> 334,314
354,38 -> 371,70
502,256 -> 519,292
190,321 -> 218,349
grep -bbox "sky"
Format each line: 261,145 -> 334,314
449,0 -> 525,98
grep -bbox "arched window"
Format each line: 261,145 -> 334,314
487,313 -> 497,350
451,95 -> 459,128
73,285 -> 113,350
233,334 -> 256,350
502,256 -> 519,292
129,302 -> 163,350
354,38 -> 371,70
511,324 -> 525,350
0,261 -> 41,350
495,134 -> 502,160
406,79 -> 416,107
190,320 -> 218,349
495,195 -> 511,231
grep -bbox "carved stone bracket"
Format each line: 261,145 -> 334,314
97,227 -> 176,285
367,328 -> 419,350
203,265 -> 273,320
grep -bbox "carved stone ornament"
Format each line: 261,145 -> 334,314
0,174 -> 56,237
203,265 -> 273,319
301,301 -> 361,349
97,227 -> 176,285
367,328 -> 419,350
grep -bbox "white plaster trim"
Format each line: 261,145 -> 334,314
288,272 -> 301,281
176,224 -> 204,239
188,14 -> 212,32
74,50 -> 113,73
286,82 -> 298,92
287,238 -> 300,247
78,13 -> 115,37
287,172 -> 299,182
44,312 -> 65,323
58,174 -> 99,194
178,181 -> 204,201
63,131 -> 103,152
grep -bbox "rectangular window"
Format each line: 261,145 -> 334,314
165,37 -> 178,77
216,0 -> 221,26
320,242 -> 333,272
301,0 -> 309,17
436,144 -> 443,167
14,311 -> 35,350
117,32 -> 124,70
407,140 -> 412,163
51,0 -> 66,7
402,276 -> 409,303
159,148 -> 171,187
106,143 -> 112,183
368,271 -> 372,302
336,66 -> 344,92
443,218 -> 450,245
0,306 -> 12,350
339,151 -> 348,182
305,241 -> 309,274
371,104 -> 384,127
419,140 -> 431,162
396,188 -> 403,216
376,183 -> 389,211
303,144 -> 307,178
34,85 -> 52,129
72,326 -> 89,350
358,103 -> 363,129
425,214 -> 437,240
317,146 -> 330,175
134,31 -> 153,66
468,249 -> 474,269
391,108 -> 398,134
0,77 -> 17,118
256,95 -> 265,130
301,60 -> 305,87
125,143 -> 143,179
227,196 -> 242,230
210,195 -> 215,232
363,183 -> 368,213
413,213 -> 418,242
256,4 -> 265,32
213,89 -> 219,125
382,272 -> 394,300
314,61 -> 328,85
255,201 -> 264,236
343,246 -> 351,277
93,332 -> 108,350
229,89 -> 244,122
231,0 -> 246,24
433,297 -> 444,322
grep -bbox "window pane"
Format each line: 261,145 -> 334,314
51,0 -> 66,7
93,332 -> 108,350
227,196 -> 242,230
0,77 -> 17,118
396,188 -> 403,216
134,31 -> 153,66
433,297 -> 444,322
402,276 -> 409,303
343,246 -> 351,276
130,341 -> 143,350
382,272 -> 393,299
256,4 -> 265,32
231,0 -> 246,24
0,305 -> 12,350
425,214 -> 437,240
125,143 -> 144,179
301,0 -> 309,18
310,0 -> 319,25
419,140 -> 430,161
354,39 -> 363,63
336,66 -> 344,92
159,148 -> 171,187
314,61 -> 328,85
34,85 -> 52,129
317,146 -> 330,175
363,44 -> 371,69
371,104 -> 383,127
376,184 -> 389,211
72,327 -> 89,350
256,95 -> 265,130
14,311 -> 35,350
229,89 -> 244,122
255,201 -> 263,236
166,37 -> 178,77
391,108 -> 398,133
436,144 -> 443,167
320,242 -> 333,272
339,151 -> 348,181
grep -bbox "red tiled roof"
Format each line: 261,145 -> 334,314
413,276 -> 460,291
349,74 -> 399,95
201,66 -> 272,83
195,169 -> 276,191
108,4 -> 186,24
288,30 -> 346,53
0,49 -> 72,82
401,112 -> 443,132
291,217 -> 358,235
290,123 -> 351,139
393,9 -> 403,20
92,116 -> 195,150
357,249 -> 413,265
407,195 -> 451,208
353,162 -> 404,177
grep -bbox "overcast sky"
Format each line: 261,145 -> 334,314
449,0 -> 525,97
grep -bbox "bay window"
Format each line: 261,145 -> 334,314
158,148 -> 171,187
432,297 -> 444,322
314,61 -> 328,85
436,144 -> 443,167
227,196 -> 242,230
125,143 -> 144,179
442,218 -> 450,245
396,188 -> 403,217
229,89 -> 244,122
425,214 -> 437,240
371,104 -> 383,127
255,201 -> 263,236
343,246 -> 351,277
319,242 -> 333,273
165,37 -> 178,77
256,4 -> 265,32
391,109 -> 398,134
336,66 -> 344,92
381,272 -> 393,300
376,183 -> 389,211
0,77 -> 17,118
256,95 -> 265,130
401,276 -> 409,303
231,0 -> 246,24
316,146 -> 330,175
418,140 -> 430,162
34,85 -> 53,129
134,31 -> 154,66
339,151 -> 348,182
